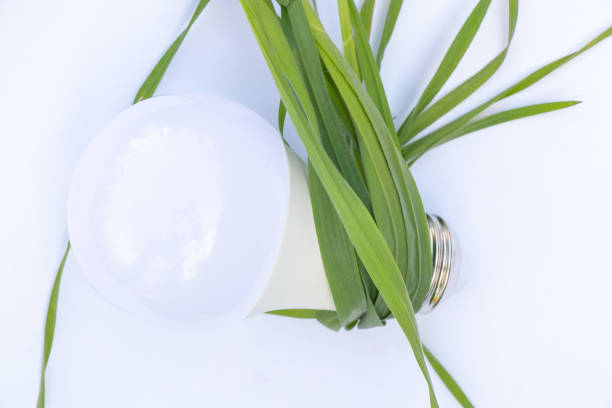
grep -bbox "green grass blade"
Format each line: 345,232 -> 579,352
268,309 -> 330,318
323,73 -> 382,316
241,1 -> 437,404
375,0 -> 403,66
309,0 -> 411,320
36,242 -> 70,408
357,293 -> 385,329
337,0 -> 360,77
400,0 -> 493,133
38,3 -> 211,403
403,101 -> 579,163
309,165 -> 367,326
286,1 -> 375,327
347,0 -> 395,133
304,1 -> 433,311
398,0 -> 517,144
499,26 -> 612,100
278,100 -> 287,136
315,311 -> 342,330
133,0 -> 211,103
287,0 -> 370,204
451,101 -> 580,140
267,309 -> 341,331
359,0 -> 375,39
322,83 -> 380,263
403,25 -> 612,162
424,346 -> 474,408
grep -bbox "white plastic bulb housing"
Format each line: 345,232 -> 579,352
67,94 -> 334,322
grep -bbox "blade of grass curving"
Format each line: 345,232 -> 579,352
338,0 -> 361,77
316,310 -> 342,330
38,3 -> 212,404
309,165 -> 367,327
323,73 -> 373,210
403,101 -> 579,163
303,1 -> 433,312
450,101 -> 580,140
357,292 -> 385,329
347,0 -> 395,133
332,49 -> 408,319
268,309 -> 341,330
278,100 -> 287,136
241,1 -> 437,404
398,0 -> 517,144
133,0 -> 211,103
345,0 -> 404,316
323,73 -> 384,321
403,25 -> 612,162
288,0 -> 376,326
359,149 -> 406,318
359,0 -> 375,38
317,0 -> 411,319
289,0 -> 388,324
399,0 -> 493,137
37,242 -> 70,408
375,0 -> 403,66
312,0 -> 319,14
321,68 -> 383,317
287,0 -> 370,206
424,346 -> 474,408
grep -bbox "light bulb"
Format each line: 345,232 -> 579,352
68,94 -> 335,321
68,94 -> 459,322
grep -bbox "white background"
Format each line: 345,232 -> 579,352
1,1 -> 612,407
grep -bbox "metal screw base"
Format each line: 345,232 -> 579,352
421,214 -> 458,312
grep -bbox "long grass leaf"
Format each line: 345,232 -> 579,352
500,27 -> 612,99
267,309 -> 341,330
303,1 -> 433,311
424,346 -> 474,408
359,0 -> 375,39
347,0 -> 395,133
403,101 -> 579,163
287,1 -> 378,327
345,0 -> 406,316
375,0 -> 403,66
133,0 -> 211,103
241,1 -> 437,404
337,0 -> 360,77
325,2 -> 410,319
399,0 -> 517,144
357,293 -> 385,329
37,3 -> 212,404
324,84 -> 382,314
451,101 -> 580,140
399,0 -> 494,138
278,100 -> 287,136
288,1 -> 371,204
309,165 -> 367,326
403,25 -> 612,162
268,309 -> 329,318
36,242 -> 70,408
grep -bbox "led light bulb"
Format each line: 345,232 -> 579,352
67,94 -> 459,322
68,94 -> 333,321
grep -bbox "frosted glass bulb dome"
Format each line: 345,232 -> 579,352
67,94 -> 325,321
